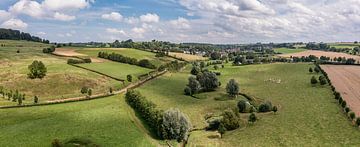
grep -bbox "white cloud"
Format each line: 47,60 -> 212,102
37,31 -> 46,35
53,12 -> 76,21
0,10 -> 11,22
1,18 -> 28,30
140,13 -> 160,23
42,0 -> 91,11
9,0 -> 44,18
101,12 -> 123,22
132,27 -> 146,34
169,17 -> 191,29
106,28 -> 127,36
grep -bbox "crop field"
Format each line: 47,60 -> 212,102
77,61 -> 153,81
75,48 -> 174,66
168,52 -> 207,61
321,65 -> 360,116
329,43 -> 359,49
274,48 -> 307,54
137,63 -> 360,146
0,95 -> 155,146
279,50 -> 360,62
0,41 -> 121,105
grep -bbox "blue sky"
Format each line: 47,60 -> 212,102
0,0 -> 360,43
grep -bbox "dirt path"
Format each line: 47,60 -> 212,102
321,65 -> 360,116
53,48 -> 105,63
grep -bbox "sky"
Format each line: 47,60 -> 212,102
0,0 -> 359,44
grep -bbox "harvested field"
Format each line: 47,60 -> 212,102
279,50 -> 360,62
321,65 -> 360,116
168,52 -> 207,61
53,48 -> 87,57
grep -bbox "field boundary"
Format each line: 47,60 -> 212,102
0,70 -> 167,109
69,63 -> 126,82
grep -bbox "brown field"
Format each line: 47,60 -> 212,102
169,52 -> 207,61
279,50 -> 360,62
321,65 -> 360,116
53,48 -> 104,63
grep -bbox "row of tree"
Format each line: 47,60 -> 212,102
98,52 -> 156,69
0,28 -> 49,43
0,87 -> 39,105
125,90 -> 192,142
67,58 -> 92,64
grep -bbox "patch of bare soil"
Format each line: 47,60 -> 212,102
53,48 -> 87,57
321,65 -> 360,116
279,50 -> 360,62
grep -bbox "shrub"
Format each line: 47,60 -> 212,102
162,108 -> 192,142
83,58 -> 92,63
184,86 -> 192,96
138,59 -> 156,69
310,76 -> 318,85
109,87 -> 113,94
67,59 -> 85,64
338,97 -> 343,104
319,76 -> 327,85
221,109 -> 240,130
34,96 -> 39,103
80,87 -> 88,94
206,116 -> 222,130
258,101 -> 273,112
218,123 -> 226,137
196,71 -> 220,91
272,106 -> 278,113
334,92 -> 341,100
309,67 -> 313,73
314,66 -> 320,73
187,76 -> 201,95
51,139 -> 62,147
87,89 -> 92,97
28,60 -> 47,79
127,75 -> 133,82
226,79 -> 239,97
345,107 -> 350,113
237,100 -> 247,113
349,112 -> 356,120
341,101 -> 347,108
191,66 -> 200,75
213,65 -> 219,70
248,113 -> 257,123
356,118 -> 360,126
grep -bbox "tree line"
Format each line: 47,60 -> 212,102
0,28 -> 49,44
125,90 -> 192,142
98,52 -> 156,69
0,86 -> 39,105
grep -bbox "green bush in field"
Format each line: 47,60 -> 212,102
127,75 -> 133,82
237,100 -> 247,113
248,113 -> 257,123
311,76 -> 318,85
28,60 -> 47,79
259,101 -> 273,112
221,109 -> 240,130
349,112 -> 355,120
345,107 -> 350,113
226,79 -> 239,97
356,118 -> 360,126
309,67 -> 313,73
341,101 -> 347,108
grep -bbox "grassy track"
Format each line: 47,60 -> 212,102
77,61 -> 153,81
274,48 -> 307,54
76,48 -> 174,66
137,63 -> 360,146
0,95 -> 155,146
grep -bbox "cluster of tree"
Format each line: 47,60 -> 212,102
67,58 -> 91,64
42,46 -> 55,53
80,87 -> 92,97
0,28 -> 49,43
28,60 -> 47,79
238,100 -> 277,113
125,90 -> 192,142
206,108 -> 246,137
184,70 -> 220,96
0,87 -> 40,105
98,52 -> 156,69
305,42 -> 330,50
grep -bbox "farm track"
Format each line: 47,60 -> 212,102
321,65 -> 360,116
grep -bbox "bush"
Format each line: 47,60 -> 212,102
334,92 -> 341,100
162,108 -> 192,142
83,58 -> 92,63
248,113 -> 257,123
226,79 -> 239,97
319,76 -> 327,85
345,107 -> 350,113
309,67 -> 313,73
221,109 -> 240,130
67,59 -> 85,64
191,66 -> 200,75
196,71 -> 220,91
341,101 -> 347,108
349,112 -> 356,120
237,100 -> 247,113
314,66 -> 320,73
310,76 -> 318,85
80,87 -> 88,94
187,76 -> 201,95
356,117 -> 360,126
206,116 -> 222,130
51,139 -> 62,147
28,60 -> 47,79
34,96 -> 39,103
258,101 -> 273,112
138,59 -> 156,69
338,97 -> 343,104
272,106 -> 278,113
184,86 -> 192,96
127,75 -> 133,82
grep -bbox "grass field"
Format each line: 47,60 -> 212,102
0,41 -> 122,105
77,61 -> 153,81
274,48 -> 307,54
75,48 -> 174,66
168,52 -> 207,61
329,43 -> 359,49
0,95 -> 155,146
136,63 -> 360,146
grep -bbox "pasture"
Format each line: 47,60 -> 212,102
77,61 -> 153,81
0,95 -> 155,146
75,48 -> 174,66
321,65 -> 360,116
137,63 -> 360,146
0,41 -> 121,105
274,48 -> 307,54
168,52 -> 207,61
